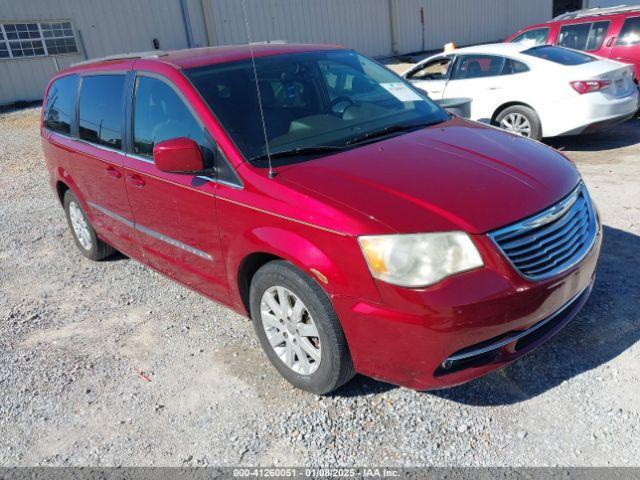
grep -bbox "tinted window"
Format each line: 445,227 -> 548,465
558,23 -> 592,50
406,57 -> 452,81
617,17 -> 640,46
78,75 -> 125,149
451,55 -> 508,80
586,22 -> 610,50
523,46 -> 595,65
186,50 -> 448,166
558,21 -> 610,51
505,58 -> 530,74
133,76 -> 207,157
510,28 -> 550,46
44,74 -> 78,134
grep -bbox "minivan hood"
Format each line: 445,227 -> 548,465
278,119 -> 580,234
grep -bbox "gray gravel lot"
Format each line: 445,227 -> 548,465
0,106 -> 639,467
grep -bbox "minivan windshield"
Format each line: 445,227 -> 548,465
185,49 -> 449,166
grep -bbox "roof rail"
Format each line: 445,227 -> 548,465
71,51 -> 168,67
552,4 -> 640,20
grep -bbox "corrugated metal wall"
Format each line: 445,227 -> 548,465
1,0 -> 553,105
422,0 -> 553,50
204,0 -> 552,55
0,0 -> 204,105
206,0 -> 395,57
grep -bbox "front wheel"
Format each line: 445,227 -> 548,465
495,105 -> 542,141
249,261 -> 355,394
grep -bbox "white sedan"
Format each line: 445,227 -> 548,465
402,43 -> 639,140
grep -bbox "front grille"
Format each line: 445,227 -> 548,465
489,183 -> 597,280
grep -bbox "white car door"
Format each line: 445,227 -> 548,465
441,54 -> 516,122
403,55 -> 454,100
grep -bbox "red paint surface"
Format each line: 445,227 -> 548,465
42,45 -> 601,390
505,11 -> 640,77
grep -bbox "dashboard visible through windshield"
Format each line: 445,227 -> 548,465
185,49 -> 449,166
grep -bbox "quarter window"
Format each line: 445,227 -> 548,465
617,17 -> 640,46
133,76 -> 206,157
0,21 -> 77,59
78,75 -> 125,149
44,74 -> 78,135
510,28 -> 550,46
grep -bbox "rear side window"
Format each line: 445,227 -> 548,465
558,21 -> 610,51
523,46 -> 595,65
617,17 -> 640,46
44,74 -> 78,135
510,28 -> 550,46
78,75 -> 125,149
450,55 -> 508,80
133,76 -> 206,157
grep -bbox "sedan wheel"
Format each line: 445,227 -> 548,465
500,113 -> 532,138
260,286 -> 321,375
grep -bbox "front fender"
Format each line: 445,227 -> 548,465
224,225 -> 382,312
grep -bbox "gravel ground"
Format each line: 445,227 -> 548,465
0,106 -> 639,467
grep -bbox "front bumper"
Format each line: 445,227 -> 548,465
333,224 -> 602,391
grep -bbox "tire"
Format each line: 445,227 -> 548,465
63,190 -> 115,261
249,260 -> 355,394
495,105 -> 542,141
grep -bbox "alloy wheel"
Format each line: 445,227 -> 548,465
500,113 -> 532,137
260,286 -> 321,375
69,201 -> 92,251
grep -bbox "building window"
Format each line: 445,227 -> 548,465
0,21 -> 78,59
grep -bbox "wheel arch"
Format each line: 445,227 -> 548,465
491,101 -> 536,125
237,251 -> 283,316
228,226 -> 380,317
55,180 -> 69,205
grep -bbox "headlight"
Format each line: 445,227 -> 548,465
358,232 -> 484,288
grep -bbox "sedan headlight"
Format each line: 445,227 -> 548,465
358,232 -> 483,288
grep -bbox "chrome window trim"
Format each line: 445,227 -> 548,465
87,201 -> 213,261
488,182 -> 600,282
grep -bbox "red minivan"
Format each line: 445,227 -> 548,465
507,5 -> 640,77
42,44 -> 602,394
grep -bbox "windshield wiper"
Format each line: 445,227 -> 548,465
250,145 -> 345,163
345,121 -> 442,146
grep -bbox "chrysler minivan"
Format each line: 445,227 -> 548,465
42,44 -> 602,394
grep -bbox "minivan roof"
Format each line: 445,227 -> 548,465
69,43 -> 345,71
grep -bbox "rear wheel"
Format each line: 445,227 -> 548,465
63,190 -> 115,261
249,260 -> 355,394
495,105 -> 542,141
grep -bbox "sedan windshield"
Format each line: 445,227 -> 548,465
185,49 -> 449,166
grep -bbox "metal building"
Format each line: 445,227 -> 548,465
0,0 -> 554,106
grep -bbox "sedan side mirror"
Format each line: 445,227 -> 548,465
153,137 -> 205,174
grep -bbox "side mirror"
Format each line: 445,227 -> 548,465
153,137 -> 205,174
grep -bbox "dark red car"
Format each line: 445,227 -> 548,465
42,44 -> 602,394
507,5 -> 640,77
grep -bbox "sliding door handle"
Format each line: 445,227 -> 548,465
127,174 -> 146,187
106,166 -> 122,179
